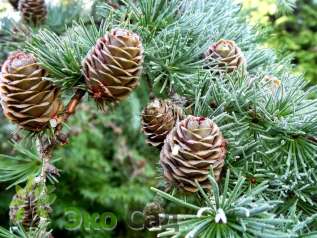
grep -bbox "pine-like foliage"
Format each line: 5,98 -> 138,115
0,0 -> 316,237
151,171 -> 292,238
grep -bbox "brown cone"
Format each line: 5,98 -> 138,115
83,29 -> 143,104
0,52 -> 61,132
160,116 -> 227,193
204,39 -> 246,73
143,202 -> 164,228
142,99 -> 183,149
18,0 -> 47,26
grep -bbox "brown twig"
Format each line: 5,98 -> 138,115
37,89 -> 86,182
37,137 -> 52,183
55,89 -> 86,137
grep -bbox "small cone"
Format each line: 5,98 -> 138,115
9,184 -> 51,229
18,0 -> 47,26
142,99 -> 183,149
10,193 -> 39,228
204,39 -> 246,73
83,29 -> 143,105
143,202 -> 164,228
160,116 -> 227,193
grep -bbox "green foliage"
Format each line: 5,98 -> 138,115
151,171 -> 293,238
0,223 -> 52,238
0,18 -> 28,63
276,0 -> 297,13
121,0 -> 182,41
26,29 -> 85,89
191,34 -> 317,221
268,0 -> 317,84
49,95 -> 157,237
245,0 -> 317,84
0,143 -> 39,189
46,0 -> 89,34
0,142 -> 59,189
0,0 -> 91,65
26,18 -> 115,89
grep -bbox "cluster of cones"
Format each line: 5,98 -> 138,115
0,28 -> 144,132
141,99 -> 227,193
1,32 -> 246,201
1,2 -> 251,228
1,26 -> 144,231
140,39 -> 247,224
140,39 -> 249,193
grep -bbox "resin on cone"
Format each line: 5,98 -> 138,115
160,116 -> 227,192
18,0 -> 47,26
83,29 -> 143,104
142,99 -> 183,149
0,52 -> 61,132
204,39 -> 246,73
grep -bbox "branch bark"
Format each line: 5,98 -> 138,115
54,89 -> 86,142
37,89 -> 86,182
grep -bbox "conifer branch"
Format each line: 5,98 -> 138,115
37,137 -> 53,183
37,89 -> 86,183
0,0 -> 316,236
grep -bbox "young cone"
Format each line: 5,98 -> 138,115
142,99 -> 183,149
204,39 -> 246,73
160,116 -> 227,193
83,29 -> 144,104
10,193 -> 39,228
9,187 -> 51,228
18,0 -> 47,26
0,52 -> 61,132
143,202 -> 164,228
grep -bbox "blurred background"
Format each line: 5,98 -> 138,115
244,0 -> 317,85
0,0 -> 316,237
